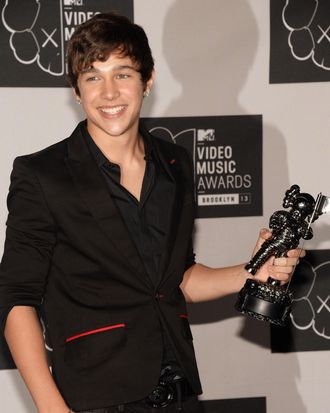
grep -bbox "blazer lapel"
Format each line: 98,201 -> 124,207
152,138 -> 183,285
65,124 -> 151,288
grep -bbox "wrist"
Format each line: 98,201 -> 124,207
239,263 -> 250,286
39,405 -> 72,413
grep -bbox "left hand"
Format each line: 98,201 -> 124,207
250,228 -> 306,284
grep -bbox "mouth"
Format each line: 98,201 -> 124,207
99,105 -> 127,116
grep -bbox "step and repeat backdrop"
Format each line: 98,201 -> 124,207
1,1 -> 330,412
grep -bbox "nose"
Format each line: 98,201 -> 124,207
101,78 -> 119,101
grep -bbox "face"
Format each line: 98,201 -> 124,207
76,53 -> 153,144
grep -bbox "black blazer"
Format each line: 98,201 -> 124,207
0,122 -> 202,411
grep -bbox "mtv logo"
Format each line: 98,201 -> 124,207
197,129 -> 215,142
64,0 -> 84,5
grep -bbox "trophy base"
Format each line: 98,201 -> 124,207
235,279 -> 292,326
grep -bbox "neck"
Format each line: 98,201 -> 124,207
87,124 -> 144,166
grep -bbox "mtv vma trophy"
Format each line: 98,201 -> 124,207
235,184 -> 330,326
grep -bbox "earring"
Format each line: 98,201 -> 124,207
143,88 -> 150,97
76,99 -> 82,105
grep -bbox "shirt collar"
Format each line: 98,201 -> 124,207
81,120 -> 154,168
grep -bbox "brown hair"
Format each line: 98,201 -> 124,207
66,12 -> 154,96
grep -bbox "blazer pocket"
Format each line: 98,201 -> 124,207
64,322 -> 127,371
180,315 -> 193,341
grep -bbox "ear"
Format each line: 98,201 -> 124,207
72,87 -> 81,104
144,69 -> 156,95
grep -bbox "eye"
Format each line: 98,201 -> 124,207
86,75 -> 99,82
115,73 -> 130,80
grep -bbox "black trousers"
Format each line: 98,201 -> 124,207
78,396 -> 204,412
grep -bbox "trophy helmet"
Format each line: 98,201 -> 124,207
292,193 -> 315,217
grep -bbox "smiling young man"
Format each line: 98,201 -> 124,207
75,53 -> 154,200
0,12 -> 302,413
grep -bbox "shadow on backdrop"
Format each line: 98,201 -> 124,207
161,1 -> 306,412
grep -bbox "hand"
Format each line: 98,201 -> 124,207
250,228 -> 306,284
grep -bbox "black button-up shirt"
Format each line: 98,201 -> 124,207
81,123 -> 175,287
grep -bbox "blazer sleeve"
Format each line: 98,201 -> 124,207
180,145 -> 197,272
0,156 -> 57,332
184,238 -> 196,272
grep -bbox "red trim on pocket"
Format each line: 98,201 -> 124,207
66,323 -> 126,343
179,314 -> 188,319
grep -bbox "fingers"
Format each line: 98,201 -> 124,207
256,248 -> 306,284
251,228 -> 306,284
273,256 -> 300,267
259,228 -> 272,241
286,248 -> 306,258
267,250 -> 305,283
252,228 -> 272,257
268,268 -> 292,283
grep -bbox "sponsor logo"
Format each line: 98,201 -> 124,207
197,129 -> 215,142
142,115 -> 262,218
64,0 -> 84,6
270,0 -> 330,83
283,0 -> 330,71
0,0 -> 134,86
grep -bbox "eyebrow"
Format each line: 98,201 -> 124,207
82,65 -> 137,74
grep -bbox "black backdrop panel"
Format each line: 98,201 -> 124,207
0,0 -> 133,87
201,397 -> 266,413
270,0 -> 330,83
142,116 -> 262,219
271,250 -> 330,352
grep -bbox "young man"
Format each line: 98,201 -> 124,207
0,12 -> 301,413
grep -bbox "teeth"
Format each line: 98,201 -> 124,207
100,106 -> 125,115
